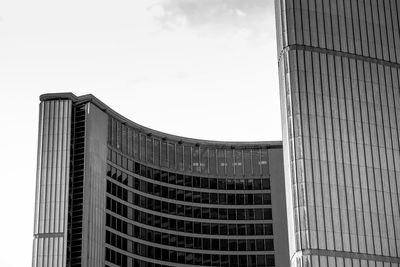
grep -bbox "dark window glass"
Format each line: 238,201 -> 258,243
255,209 -> 263,220
262,179 -> 270,189
221,239 -> 228,250
229,224 -> 236,235
219,194 -> 226,205
184,175 -> 191,187
193,176 -> 200,188
193,191 -> 201,203
160,171 -> 167,183
265,239 -> 274,250
266,255 -> 275,266
202,223 -> 210,235
168,173 -> 176,184
211,208 -> 218,219
228,194 -> 236,204
210,193 -> 218,204
229,239 -> 237,251
227,179 -> 235,190
218,178 -> 226,190
201,177 -> 209,188
264,208 -> 272,220
201,192 -> 209,204
238,240 -> 246,251
176,173 -> 183,185
254,194 -> 263,204
263,193 -> 271,204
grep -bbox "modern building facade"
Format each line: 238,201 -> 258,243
32,93 -> 289,267
276,0 -> 400,266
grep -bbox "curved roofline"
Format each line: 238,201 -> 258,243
40,92 -> 282,148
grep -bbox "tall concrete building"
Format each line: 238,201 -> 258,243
276,0 -> 400,266
32,93 -> 289,267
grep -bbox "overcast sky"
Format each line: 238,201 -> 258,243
0,0 -> 280,266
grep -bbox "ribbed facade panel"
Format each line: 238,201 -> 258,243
276,0 -> 400,64
276,0 -> 400,266
33,100 -> 72,267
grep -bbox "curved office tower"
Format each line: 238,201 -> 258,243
32,93 -> 289,267
276,0 -> 400,266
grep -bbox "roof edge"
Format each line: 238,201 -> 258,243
39,92 -> 282,148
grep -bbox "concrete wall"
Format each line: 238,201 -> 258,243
81,103 -> 108,267
270,147 -> 290,266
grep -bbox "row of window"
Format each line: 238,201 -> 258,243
107,158 -> 271,190
106,224 -> 273,252
106,214 -> 273,251
106,199 -> 272,235
106,241 -> 275,267
107,132 -> 270,176
106,173 -> 271,206
107,183 -> 272,221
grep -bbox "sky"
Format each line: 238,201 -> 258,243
0,0 -> 280,266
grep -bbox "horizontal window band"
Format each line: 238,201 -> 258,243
106,193 -> 271,223
106,177 -> 271,208
105,234 -> 274,256
108,161 -> 271,192
108,147 -> 271,179
106,210 -> 272,239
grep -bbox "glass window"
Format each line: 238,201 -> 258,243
161,141 -> 168,167
146,137 -> 153,163
229,239 -> 237,251
220,224 -> 228,235
176,143 -> 183,170
252,149 -> 261,176
200,147 -> 208,173
201,177 -> 209,188
221,239 -> 228,250
210,178 -> 217,189
217,149 -> 226,175
168,143 -> 175,169
184,146 -> 191,171
184,175 -> 192,187
226,149 -> 234,175
209,148 -> 217,174
227,179 -> 235,190
218,179 -> 226,190
238,240 -> 246,251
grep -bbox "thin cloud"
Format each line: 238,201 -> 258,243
148,0 -> 274,37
